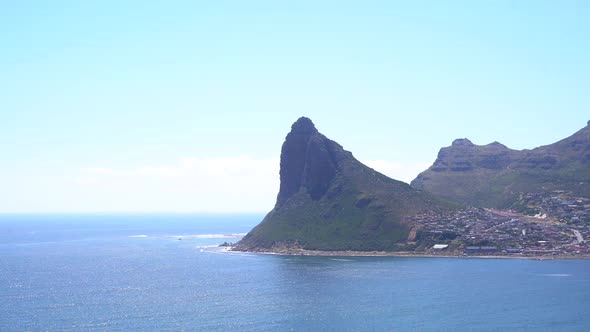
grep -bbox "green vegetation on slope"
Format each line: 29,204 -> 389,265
236,117 -> 456,252
411,122 -> 590,208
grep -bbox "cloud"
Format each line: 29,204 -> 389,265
85,167 -> 120,175
77,156 -> 279,211
76,156 -> 429,212
83,156 -> 279,179
363,160 -> 431,183
73,177 -> 101,186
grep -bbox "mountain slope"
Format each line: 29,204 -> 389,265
235,117 -> 456,252
411,121 -> 590,208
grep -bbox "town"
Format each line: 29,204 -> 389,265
407,191 -> 590,258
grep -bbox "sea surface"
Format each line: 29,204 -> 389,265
1,214 -> 589,331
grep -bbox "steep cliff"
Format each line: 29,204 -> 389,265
411,121 -> 590,208
235,117 -> 455,252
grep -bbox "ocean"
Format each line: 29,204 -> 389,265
1,214 -> 589,331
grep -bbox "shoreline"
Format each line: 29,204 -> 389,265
229,248 -> 590,260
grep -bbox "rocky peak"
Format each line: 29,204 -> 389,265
236,117 -> 451,253
487,141 -> 507,148
412,120 -> 590,207
276,117 -> 338,207
290,116 -> 318,136
431,137 -> 516,173
452,138 -> 474,147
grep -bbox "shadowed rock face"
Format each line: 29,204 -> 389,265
428,139 -> 516,173
412,120 -> 590,208
276,117 -> 337,207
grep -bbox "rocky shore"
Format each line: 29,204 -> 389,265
229,246 -> 590,260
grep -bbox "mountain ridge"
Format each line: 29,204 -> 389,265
411,120 -> 590,208
235,117 -> 457,252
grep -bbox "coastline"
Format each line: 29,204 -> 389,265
229,247 -> 590,260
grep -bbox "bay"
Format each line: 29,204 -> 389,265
1,214 -> 589,331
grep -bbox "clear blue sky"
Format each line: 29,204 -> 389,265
1,1 -> 588,212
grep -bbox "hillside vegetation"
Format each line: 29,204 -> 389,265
411,121 -> 590,208
235,117 -> 456,252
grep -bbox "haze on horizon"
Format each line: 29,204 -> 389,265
1,1 -> 588,213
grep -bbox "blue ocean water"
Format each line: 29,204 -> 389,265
1,214 -> 589,331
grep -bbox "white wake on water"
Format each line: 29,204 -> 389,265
128,233 -> 246,239
330,258 -> 355,262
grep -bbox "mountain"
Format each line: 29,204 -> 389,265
234,117 -> 456,252
411,121 -> 590,208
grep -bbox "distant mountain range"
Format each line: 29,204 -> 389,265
411,121 -> 590,208
235,118 -> 590,253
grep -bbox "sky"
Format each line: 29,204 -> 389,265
1,0 -> 589,213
